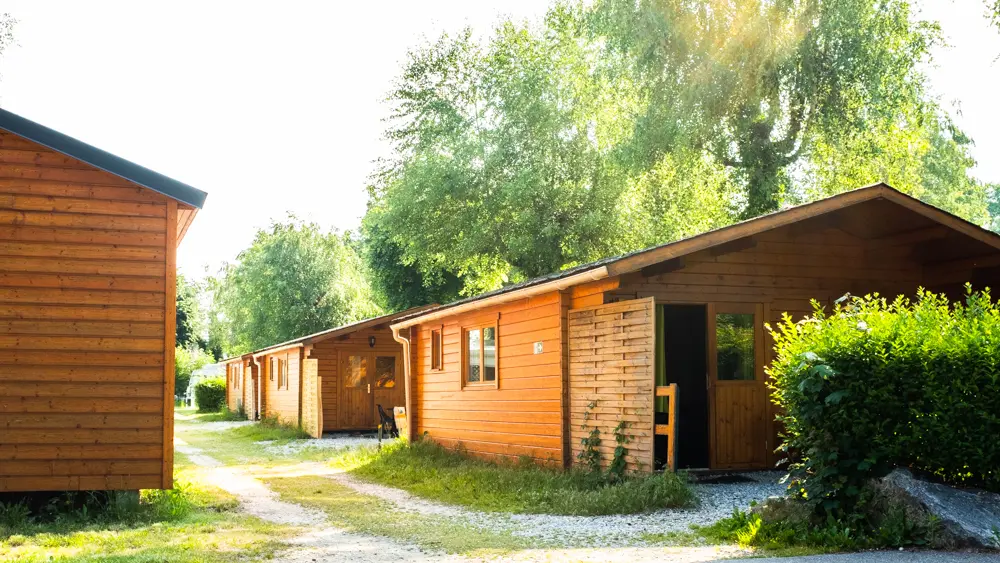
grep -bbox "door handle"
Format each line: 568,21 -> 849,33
367,383 -> 371,394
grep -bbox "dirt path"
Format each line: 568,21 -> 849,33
175,435 -> 751,562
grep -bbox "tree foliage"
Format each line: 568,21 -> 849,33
364,0 -> 993,308
175,274 -> 207,351
211,217 -> 381,356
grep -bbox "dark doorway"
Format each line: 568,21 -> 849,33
663,304 -> 709,469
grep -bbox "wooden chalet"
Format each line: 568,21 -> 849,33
223,307 -> 432,437
389,184 -> 1000,472
0,108 -> 207,492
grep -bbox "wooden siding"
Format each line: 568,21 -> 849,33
262,349 -> 301,426
568,298 -> 655,472
608,223 -> 927,469
411,292 -> 564,464
0,131 -> 179,492
310,325 -> 400,431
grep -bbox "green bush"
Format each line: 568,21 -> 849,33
768,286 -> 1000,515
193,377 -> 227,413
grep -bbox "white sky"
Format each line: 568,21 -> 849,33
0,1 -> 997,279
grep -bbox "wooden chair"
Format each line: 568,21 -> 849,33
377,404 -> 399,439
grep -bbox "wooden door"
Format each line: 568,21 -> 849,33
708,303 -> 768,469
371,353 -> 403,426
339,351 -> 373,429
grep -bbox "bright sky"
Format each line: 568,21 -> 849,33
0,1 -> 997,279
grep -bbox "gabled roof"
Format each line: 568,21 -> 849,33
222,305 -> 437,363
0,108 -> 207,208
391,183 -> 1000,328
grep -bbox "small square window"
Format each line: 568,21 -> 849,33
463,321 -> 498,388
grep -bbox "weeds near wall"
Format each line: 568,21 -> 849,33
577,400 -> 601,473
608,419 -> 631,482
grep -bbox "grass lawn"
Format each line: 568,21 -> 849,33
264,474 -> 550,555
331,439 -> 696,516
0,457 -> 296,563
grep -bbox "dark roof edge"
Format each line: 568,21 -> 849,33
0,108 -> 207,208
220,305 -> 437,363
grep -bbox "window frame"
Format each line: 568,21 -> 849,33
461,317 -> 499,390
279,357 -> 289,390
430,326 -> 444,371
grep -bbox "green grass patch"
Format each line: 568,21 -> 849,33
0,464 -> 293,563
264,474 -> 547,555
228,416 -> 309,441
331,439 -> 695,515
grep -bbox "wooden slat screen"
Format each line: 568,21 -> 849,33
568,297 -> 655,472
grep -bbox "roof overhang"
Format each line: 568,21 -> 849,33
390,183 -> 1000,329
0,107 -> 208,209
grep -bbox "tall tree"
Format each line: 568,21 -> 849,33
365,0 -> 992,307
589,0 -> 942,217
366,13 -> 737,304
212,217 -> 381,356
175,274 -> 206,350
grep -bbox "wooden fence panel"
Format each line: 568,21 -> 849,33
568,298 -> 655,472
301,358 -> 321,438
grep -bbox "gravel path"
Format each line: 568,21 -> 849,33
258,434 -> 379,456
174,428 -> 998,562
326,467 -> 785,545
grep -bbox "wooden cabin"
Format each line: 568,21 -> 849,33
390,184 -> 1000,472
0,108 -> 207,492
223,307 -> 431,437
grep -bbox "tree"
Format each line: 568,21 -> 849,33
364,0 -> 992,304
176,274 -> 206,350
175,345 -> 213,399
366,12 -> 737,302
589,0 -> 943,218
212,217 -> 381,355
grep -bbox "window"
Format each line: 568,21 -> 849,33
275,357 -> 288,390
269,358 -> 276,382
375,356 -> 396,388
345,355 -> 367,388
430,328 -> 443,370
716,313 -> 755,381
233,364 -> 241,389
463,322 -> 497,388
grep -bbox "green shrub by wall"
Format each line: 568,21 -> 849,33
193,377 -> 227,413
768,286 -> 1000,514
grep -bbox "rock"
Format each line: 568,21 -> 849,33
881,467 -> 1000,549
750,495 -> 812,526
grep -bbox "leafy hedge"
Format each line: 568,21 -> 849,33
193,377 -> 227,413
769,287 -> 1000,514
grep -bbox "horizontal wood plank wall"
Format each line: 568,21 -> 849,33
607,225 -> 925,469
262,349 -> 300,426
0,131 -> 174,492
309,325 -> 399,431
609,227 -> 923,318
568,298 -> 655,472
412,292 -> 564,465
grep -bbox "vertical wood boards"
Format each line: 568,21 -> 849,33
567,298 -> 656,472
411,292 -> 565,464
301,358 -> 321,438
162,201 -> 176,489
0,132 -> 178,492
